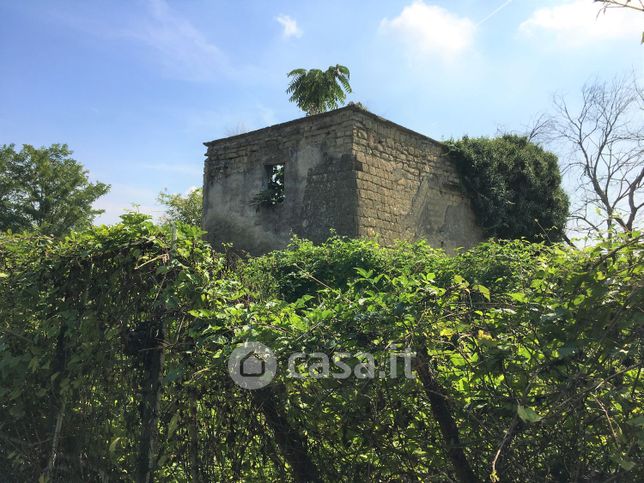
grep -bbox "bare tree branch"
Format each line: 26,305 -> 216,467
547,75 -> 644,238
595,0 -> 644,14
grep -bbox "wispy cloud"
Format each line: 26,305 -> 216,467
519,0 -> 641,46
379,1 -> 476,61
130,0 -> 232,81
275,14 -> 302,39
49,0 -> 235,81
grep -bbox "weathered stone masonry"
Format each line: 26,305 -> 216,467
203,104 -> 483,255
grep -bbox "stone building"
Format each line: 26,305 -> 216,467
202,104 -> 482,255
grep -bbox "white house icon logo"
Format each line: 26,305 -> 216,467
228,342 -> 277,389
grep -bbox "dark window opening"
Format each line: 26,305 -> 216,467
252,163 -> 285,207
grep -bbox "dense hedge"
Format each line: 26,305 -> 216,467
447,135 -> 570,242
0,218 -> 641,481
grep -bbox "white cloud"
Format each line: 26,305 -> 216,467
379,1 -> 476,61
519,0 -> 641,45
132,0 -> 232,81
275,14 -> 302,39
51,0 -> 234,81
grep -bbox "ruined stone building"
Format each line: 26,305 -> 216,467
202,104 -> 482,255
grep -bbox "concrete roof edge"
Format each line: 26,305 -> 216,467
349,106 -> 446,148
203,103 -> 446,149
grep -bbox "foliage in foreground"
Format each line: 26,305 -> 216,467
0,218 -> 641,482
0,144 -> 110,236
446,135 -> 570,243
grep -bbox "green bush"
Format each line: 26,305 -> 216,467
447,135 -> 570,242
243,236 -> 451,304
1,224 -> 641,481
0,215 -> 249,481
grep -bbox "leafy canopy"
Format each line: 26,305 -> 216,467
286,64 -> 352,115
0,144 -> 109,236
1,222 -> 641,481
158,187 -> 203,226
446,135 -> 569,242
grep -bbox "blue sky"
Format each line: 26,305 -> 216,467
1,0 -> 641,223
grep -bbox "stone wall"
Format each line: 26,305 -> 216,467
351,109 -> 482,250
203,105 -> 483,255
203,109 -> 358,255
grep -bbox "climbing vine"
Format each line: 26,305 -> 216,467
0,218 -> 641,481
446,135 -> 570,242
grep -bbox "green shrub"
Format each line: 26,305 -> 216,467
447,135 -> 569,242
1,226 -> 641,481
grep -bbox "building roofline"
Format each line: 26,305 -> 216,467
203,103 -> 445,148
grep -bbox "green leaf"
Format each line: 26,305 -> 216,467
168,412 -> 181,438
626,415 -> 644,427
109,437 -> 122,453
163,366 -> 184,384
517,404 -> 542,423
617,457 -> 636,471
556,345 -> 577,359
473,284 -> 490,301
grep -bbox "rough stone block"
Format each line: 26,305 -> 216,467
202,104 -> 482,255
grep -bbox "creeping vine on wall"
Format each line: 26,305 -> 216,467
446,135 -> 570,242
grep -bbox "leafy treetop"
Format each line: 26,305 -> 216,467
158,187 -> 203,226
286,64 -> 352,116
0,144 -> 109,236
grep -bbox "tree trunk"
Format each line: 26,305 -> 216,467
45,399 -> 66,479
135,319 -> 166,483
252,386 -> 320,483
415,344 -> 481,483
43,319 -> 69,480
187,386 -> 201,483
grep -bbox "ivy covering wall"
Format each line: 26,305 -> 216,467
447,135 -> 570,242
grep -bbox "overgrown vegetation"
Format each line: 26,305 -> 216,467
251,164 -> 285,208
158,187 -> 203,226
1,216 -> 641,481
447,135 -> 569,242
